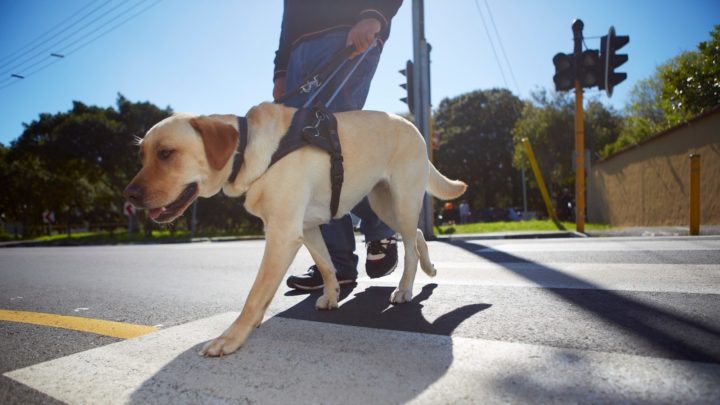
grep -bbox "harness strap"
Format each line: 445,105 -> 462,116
228,116 -> 248,184
270,104 -> 344,218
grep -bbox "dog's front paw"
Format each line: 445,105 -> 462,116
315,293 -> 339,310
389,288 -> 412,304
200,334 -> 243,357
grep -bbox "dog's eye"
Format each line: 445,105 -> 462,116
158,149 -> 175,161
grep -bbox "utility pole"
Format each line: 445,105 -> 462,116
552,20 -> 629,233
572,19 -> 586,233
412,0 -> 434,239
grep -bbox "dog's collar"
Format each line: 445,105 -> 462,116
228,116 -> 248,184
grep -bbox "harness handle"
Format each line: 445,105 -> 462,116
275,35 -> 380,108
274,45 -> 355,105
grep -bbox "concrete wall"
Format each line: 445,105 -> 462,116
588,109 -> 720,226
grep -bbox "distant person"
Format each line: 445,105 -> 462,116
459,200 -> 471,224
556,188 -> 574,221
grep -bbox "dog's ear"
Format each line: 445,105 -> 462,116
190,117 -> 239,171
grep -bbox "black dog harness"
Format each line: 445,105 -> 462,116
230,103 -> 344,218
229,40 -> 380,219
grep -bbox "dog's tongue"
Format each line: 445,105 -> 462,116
148,207 -> 165,220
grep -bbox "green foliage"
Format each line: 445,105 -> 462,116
662,24 -> 720,118
434,88 -> 524,210
511,91 -> 623,199
0,94 -> 267,238
1,95 -> 169,236
602,25 -> 720,158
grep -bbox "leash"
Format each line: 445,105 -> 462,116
274,37 -> 379,109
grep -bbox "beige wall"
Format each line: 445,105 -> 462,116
588,109 -> 720,226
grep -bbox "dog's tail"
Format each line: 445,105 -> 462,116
427,163 -> 467,200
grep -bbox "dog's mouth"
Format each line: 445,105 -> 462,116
148,183 -> 199,223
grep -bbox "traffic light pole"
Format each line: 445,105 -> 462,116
412,0 -> 434,239
572,20 -> 586,233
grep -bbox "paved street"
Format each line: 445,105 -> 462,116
1,235 -> 719,403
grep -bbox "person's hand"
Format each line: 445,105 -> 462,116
346,18 -> 381,58
273,77 -> 286,101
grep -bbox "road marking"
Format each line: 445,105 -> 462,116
474,239 -> 720,252
0,310 -> 158,339
4,313 -> 719,404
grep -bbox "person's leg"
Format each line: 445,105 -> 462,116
319,40 -> 398,278
283,31 -> 360,284
284,31 -> 396,288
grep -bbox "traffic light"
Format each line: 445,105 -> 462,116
399,60 -> 415,114
578,49 -> 601,88
552,52 -> 574,91
599,26 -> 629,97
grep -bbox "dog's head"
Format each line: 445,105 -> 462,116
123,113 -> 238,223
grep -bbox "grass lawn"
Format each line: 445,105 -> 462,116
436,220 -> 612,235
27,229 -> 194,245
8,220 -> 613,246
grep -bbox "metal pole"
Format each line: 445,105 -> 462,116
572,19 -> 586,233
412,0 -> 434,239
522,138 -> 563,228
689,154 -> 701,236
522,167 -> 528,217
191,200 -> 198,238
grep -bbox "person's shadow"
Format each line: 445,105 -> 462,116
279,283 -> 491,336
129,283 -> 490,404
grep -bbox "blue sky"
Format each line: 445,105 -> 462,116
0,0 -> 718,146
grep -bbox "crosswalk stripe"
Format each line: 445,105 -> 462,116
5,313 -> 718,404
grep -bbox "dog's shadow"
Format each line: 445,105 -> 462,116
128,284 -> 490,404
280,283 -> 491,336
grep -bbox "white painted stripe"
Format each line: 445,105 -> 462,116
5,313 -> 718,404
474,240 -> 720,252
358,262 -> 720,294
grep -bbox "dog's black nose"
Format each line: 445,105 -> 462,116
123,184 -> 145,206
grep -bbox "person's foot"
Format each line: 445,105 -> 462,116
286,265 -> 356,290
365,236 -> 398,278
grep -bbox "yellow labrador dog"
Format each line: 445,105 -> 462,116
124,102 -> 466,357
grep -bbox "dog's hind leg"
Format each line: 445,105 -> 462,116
415,229 -> 436,277
368,179 -> 428,304
303,226 -> 340,310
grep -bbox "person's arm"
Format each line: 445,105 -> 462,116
273,0 -> 290,99
346,0 -> 403,57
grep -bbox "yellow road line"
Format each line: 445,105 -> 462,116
0,310 -> 158,339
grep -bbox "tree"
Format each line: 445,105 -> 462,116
1,95 -> 173,235
512,90 -> 623,209
434,89 -> 523,213
662,24 -> 720,118
602,25 -> 720,157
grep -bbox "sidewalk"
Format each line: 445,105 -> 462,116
3,226 -> 719,248
437,225 -> 720,241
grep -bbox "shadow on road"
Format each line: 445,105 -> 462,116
279,283 -> 492,335
128,283 -> 490,404
443,238 -> 720,363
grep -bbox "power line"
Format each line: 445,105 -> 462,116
0,0 -> 163,92
483,0 -> 521,94
473,0 -> 509,89
0,0 -> 106,66
0,0 -> 142,78
0,0 -> 113,73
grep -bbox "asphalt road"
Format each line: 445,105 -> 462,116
1,235 -> 719,403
